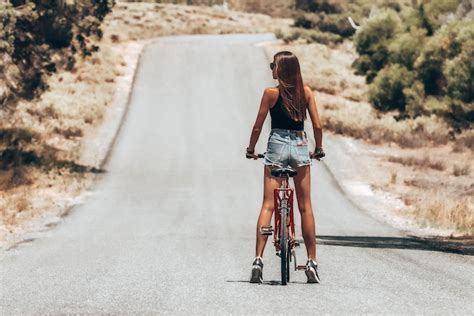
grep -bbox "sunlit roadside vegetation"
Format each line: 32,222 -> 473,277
274,0 -> 473,135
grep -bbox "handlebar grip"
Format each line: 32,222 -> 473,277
310,152 -> 325,160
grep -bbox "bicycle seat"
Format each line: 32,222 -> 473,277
271,167 -> 298,178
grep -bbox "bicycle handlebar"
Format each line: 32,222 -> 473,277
248,152 -> 325,161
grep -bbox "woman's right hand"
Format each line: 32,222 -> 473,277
311,147 -> 325,160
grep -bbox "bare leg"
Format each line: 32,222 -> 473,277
293,165 -> 317,260
255,166 -> 282,258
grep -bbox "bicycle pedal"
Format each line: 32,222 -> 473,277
296,265 -> 307,271
260,225 -> 274,235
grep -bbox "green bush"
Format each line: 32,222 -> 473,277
307,28 -> 342,44
388,27 -> 426,70
415,21 -> 469,96
354,9 -> 400,55
369,64 -> 415,112
318,13 -> 355,38
283,27 -> 342,45
353,9 -> 400,81
424,0 -> 463,31
445,98 -> 474,131
403,80 -> 426,117
444,42 -> 473,103
0,0 -> 115,104
0,2 -> 16,55
295,0 -> 342,14
381,1 -> 402,13
293,12 -> 320,29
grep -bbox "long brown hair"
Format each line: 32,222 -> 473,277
274,51 -> 308,121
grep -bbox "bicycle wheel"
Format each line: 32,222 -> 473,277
286,239 -> 291,283
280,206 -> 288,285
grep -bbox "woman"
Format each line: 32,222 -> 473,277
245,51 -> 324,284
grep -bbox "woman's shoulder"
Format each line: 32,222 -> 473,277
264,86 -> 279,95
303,85 -> 314,100
264,87 -> 280,107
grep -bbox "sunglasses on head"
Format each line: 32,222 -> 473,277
270,62 -> 276,70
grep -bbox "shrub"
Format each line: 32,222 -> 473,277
444,43 -> 473,103
284,27 -> 342,45
295,0 -> 342,14
0,2 -> 16,55
353,9 -> 400,81
403,81 -> 426,117
354,9 -> 400,56
382,1 -> 402,13
293,12 -> 320,29
352,54 -> 371,75
318,13 -> 356,38
1,0 -> 115,104
443,24 -> 474,102
445,99 -> 474,131
415,21 -> 470,96
388,27 -> 426,70
424,0 -> 463,31
369,64 -> 415,112
306,28 -> 342,44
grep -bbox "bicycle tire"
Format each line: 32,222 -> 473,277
280,205 -> 288,286
286,239 -> 291,283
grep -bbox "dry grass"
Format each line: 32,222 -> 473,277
317,92 -> 452,148
452,132 -> 474,153
387,155 -> 446,171
0,45 -> 121,241
390,171 -> 397,184
0,21 -> 123,244
0,167 -> 94,242
102,2 -> 293,43
453,164 -> 471,176
324,118 -> 472,236
405,196 -> 473,234
1,45 -> 121,166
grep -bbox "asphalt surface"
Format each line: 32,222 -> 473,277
1,33 -> 473,314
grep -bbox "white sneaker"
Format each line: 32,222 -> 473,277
305,259 -> 320,283
250,256 -> 263,283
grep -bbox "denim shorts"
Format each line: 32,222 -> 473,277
263,128 -> 312,168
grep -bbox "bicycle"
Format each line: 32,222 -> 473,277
254,149 -> 324,285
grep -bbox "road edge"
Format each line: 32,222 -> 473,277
0,38 -> 161,254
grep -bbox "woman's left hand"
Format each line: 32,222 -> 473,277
246,152 -> 259,160
246,148 -> 258,160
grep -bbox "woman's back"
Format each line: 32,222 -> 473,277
270,90 -> 304,131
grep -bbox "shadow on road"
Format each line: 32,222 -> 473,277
316,235 -> 474,256
226,280 -> 310,286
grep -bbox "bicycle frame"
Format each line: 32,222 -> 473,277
273,177 -> 296,252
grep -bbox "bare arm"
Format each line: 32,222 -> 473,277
305,85 -> 323,149
247,88 -> 272,153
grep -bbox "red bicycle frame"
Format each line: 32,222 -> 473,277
273,178 -> 296,251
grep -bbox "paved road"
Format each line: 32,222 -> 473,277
1,33 -> 473,314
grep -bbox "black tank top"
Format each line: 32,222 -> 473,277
270,92 -> 304,131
